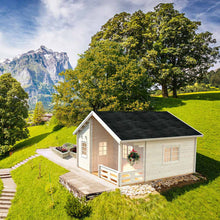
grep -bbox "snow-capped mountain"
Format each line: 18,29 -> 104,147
0,46 -> 72,109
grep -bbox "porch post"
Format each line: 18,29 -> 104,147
118,144 -> 122,172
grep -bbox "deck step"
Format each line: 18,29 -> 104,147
0,204 -> 11,210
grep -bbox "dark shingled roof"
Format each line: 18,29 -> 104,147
95,111 -> 202,140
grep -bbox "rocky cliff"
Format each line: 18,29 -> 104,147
0,46 -> 72,109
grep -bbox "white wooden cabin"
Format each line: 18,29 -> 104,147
73,111 -> 203,186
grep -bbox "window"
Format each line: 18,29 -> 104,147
81,141 -> 87,157
122,144 -> 133,159
99,142 -> 107,156
164,146 -> 179,162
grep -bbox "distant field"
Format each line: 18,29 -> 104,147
1,91 -> 219,219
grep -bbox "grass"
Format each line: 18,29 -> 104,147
2,91 -> 220,219
0,178 -> 3,194
8,156 -> 71,220
0,125 -> 76,169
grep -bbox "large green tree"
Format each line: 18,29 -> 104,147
91,3 -> 219,97
0,73 -> 29,146
33,101 -> 45,125
54,40 -> 151,125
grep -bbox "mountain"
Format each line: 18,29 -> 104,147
0,46 -> 72,109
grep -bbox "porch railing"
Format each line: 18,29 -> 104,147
98,165 -> 144,187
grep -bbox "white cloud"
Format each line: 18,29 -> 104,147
0,0 -> 219,70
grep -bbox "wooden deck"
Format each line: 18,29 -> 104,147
60,171 -> 115,199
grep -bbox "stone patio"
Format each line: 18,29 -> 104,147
36,148 -> 117,199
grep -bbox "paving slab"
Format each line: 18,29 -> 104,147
37,148 -> 117,197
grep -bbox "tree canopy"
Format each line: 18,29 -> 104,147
91,3 -> 219,97
0,73 -> 29,146
54,40 -> 151,125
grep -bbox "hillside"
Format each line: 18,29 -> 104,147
0,46 -> 72,109
0,91 -> 219,219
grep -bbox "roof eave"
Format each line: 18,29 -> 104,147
120,134 -> 203,143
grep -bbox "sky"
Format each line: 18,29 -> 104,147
0,0 -> 219,69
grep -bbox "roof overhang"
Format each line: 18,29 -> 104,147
120,134 -> 203,143
73,111 -> 121,143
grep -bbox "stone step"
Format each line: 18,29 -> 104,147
0,197 -> 12,201
0,193 -> 15,198
0,211 -> 8,219
0,201 -> 11,206
0,176 -> 11,179
0,173 -> 10,176
2,190 -> 16,194
0,204 -> 10,210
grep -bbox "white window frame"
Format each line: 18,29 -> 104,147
122,144 -> 133,159
99,141 -> 107,156
163,146 -> 179,163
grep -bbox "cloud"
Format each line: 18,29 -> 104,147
0,0 -> 219,70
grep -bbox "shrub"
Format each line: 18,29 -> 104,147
62,143 -> 74,148
45,183 -> 56,195
65,195 -> 91,219
0,145 -> 12,159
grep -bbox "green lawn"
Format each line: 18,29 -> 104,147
0,125 -> 76,169
1,91 -> 220,219
7,156 -> 71,220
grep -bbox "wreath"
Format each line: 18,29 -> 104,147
127,149 -> 140,166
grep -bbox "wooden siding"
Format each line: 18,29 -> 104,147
91,117 -> 118,172
78,123 -> 90,171
145,137 -> 196,181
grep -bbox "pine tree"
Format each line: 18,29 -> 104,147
33,102 -> 45,125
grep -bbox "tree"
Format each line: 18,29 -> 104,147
33,101 -> 45,125
91,3 -> 219,97
0,73 -> 29,146
54,41 -> 151,125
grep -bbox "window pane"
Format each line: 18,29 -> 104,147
123,145 -> 127,159
164,148 -> 171,162
172,147 -> 179,161
99,142 -> 107,156
81,142 -> 87,156
128,146 -> 133,154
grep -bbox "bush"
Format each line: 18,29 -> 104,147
52,124 -> 64,132
65,195 -> 91,219
0,145 -> 12,159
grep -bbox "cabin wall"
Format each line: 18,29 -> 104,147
145,137 -> 196,181
92,117 -> 118,172
78,123 -> 90,171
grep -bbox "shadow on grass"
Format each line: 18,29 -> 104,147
162,153 -> 220,201
151,97 -> 185,110
178,92 -> 220,101
12,132 -> 52,152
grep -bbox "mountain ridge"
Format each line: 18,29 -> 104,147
0,46 -> 72,109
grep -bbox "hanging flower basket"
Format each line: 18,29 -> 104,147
127,149 -> 140,166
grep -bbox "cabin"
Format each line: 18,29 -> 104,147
73,111 -> 203,186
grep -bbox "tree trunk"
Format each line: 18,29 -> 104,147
172,77 -> 178,98
162,84 -> 168,98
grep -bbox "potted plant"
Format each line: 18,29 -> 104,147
70,145 -> 77,158
127,149 -> 140,166
52,146 -> 70,158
